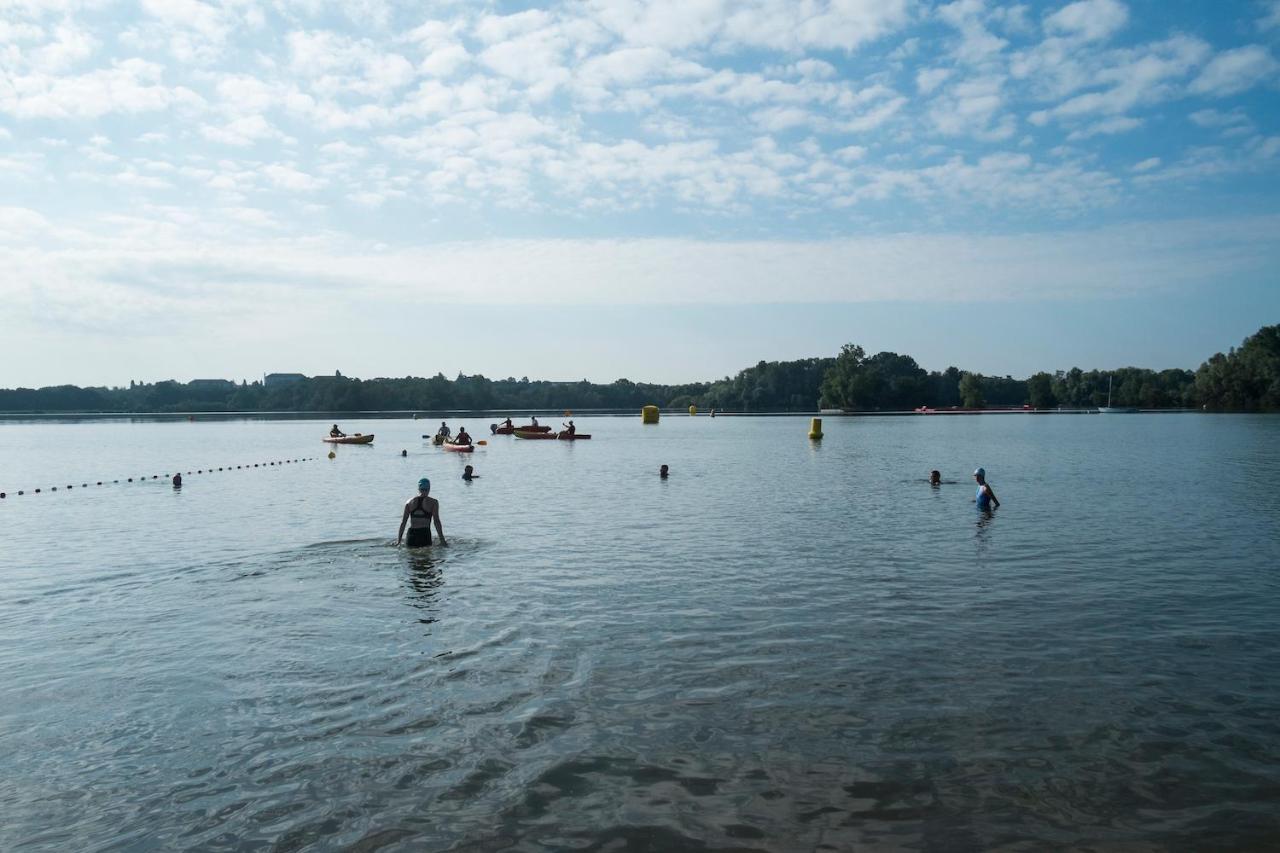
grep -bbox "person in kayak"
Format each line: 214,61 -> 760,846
462,465 -> 477,481
530,416 -> 539,427
398,478 -> 446,548
454,427 -> 472,446
436,422 -> 451,438
562,419 -> 576,436
974,468 -> 1000,511
330,424 -> 346,437
501,417 -> 514,429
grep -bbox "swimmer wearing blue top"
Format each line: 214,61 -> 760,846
398,478 -> 447,548
973,467 -> 1000,510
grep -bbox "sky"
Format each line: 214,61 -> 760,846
1,0 -> 1278,387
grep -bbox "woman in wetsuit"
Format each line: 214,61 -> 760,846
397,478 -> 447,548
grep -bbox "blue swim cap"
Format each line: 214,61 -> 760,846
417,478 -> 431,491
973,467 -> 985,478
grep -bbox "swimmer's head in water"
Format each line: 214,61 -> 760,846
973,467 -> 985,479
417,477 -> 431,492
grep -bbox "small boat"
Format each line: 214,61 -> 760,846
557,432 -> 591,440
495,424 -> 551,435
514,429 -> 558,440
441,441 -> 474,453
323,433 -> 374,444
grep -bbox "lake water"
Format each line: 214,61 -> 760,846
2,414 -> 1278,851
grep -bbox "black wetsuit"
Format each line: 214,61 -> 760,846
406,496 -> 433,547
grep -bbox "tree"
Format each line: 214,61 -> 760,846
1027,372 -> 1056,408
959,372 -> 985,408
819,344 -> 871,410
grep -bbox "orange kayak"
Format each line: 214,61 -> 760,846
442,442 -> 474,453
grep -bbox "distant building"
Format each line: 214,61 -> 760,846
264,373 -> 308,387
188,379 -> 234,389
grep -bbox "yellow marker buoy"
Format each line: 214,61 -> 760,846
477,440 -> 487,446
688,405 -> 697,416
809,417 -> 823,440
328,451 -> 336,459
642,405 -> 660,424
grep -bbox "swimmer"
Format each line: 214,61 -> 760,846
401,449 -> 408,457
172,473 -> 182,488
462,465 -> 478,481
659,464 -> 669,479
398,478 -> 446,548
929,470 -> 941,486
330,424 -> 346,437
973,467 -> 1000,511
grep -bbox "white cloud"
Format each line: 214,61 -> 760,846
1188,46 -> 1279,97
1029,35 -> 1210,125
1261,1 -> 1280,30
1044,0 -> 1128,42
937,0 -> 1008,64
1132,156 -> 1160,171
916,67 -> 952,94
30,23 -> 96,71
261,163 -> 325,191
1188,108 -> 1249,128
929,76 -> 1014,140
201,115 -> 288,146
585,0 -> 912,53
1067,115 -> 1142,140
0,59 -> 204,119
5,216 -> 1277,325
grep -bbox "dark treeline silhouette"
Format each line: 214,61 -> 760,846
2,325 -> 1275,413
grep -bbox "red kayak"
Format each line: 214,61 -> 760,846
557,432 -> 591,440
494,424 -> 551,435
442,441 -> 474,453
514,430 -> 558,440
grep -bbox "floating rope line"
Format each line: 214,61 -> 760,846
0,457 -> 318,499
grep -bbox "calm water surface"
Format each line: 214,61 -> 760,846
2,414 -> 1278,851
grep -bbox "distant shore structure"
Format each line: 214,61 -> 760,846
264,373 -> 308,387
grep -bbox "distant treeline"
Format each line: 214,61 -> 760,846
3,325 -> 1276,414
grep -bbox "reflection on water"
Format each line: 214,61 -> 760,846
404,557 -> 444,625
2,414 -> 1280,850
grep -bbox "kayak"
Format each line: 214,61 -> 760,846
495,424 -> 551,435
557,432 -> 591,440
323,434 -> 374,444
514,429 -> 558,440
442,442 -> 474,453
